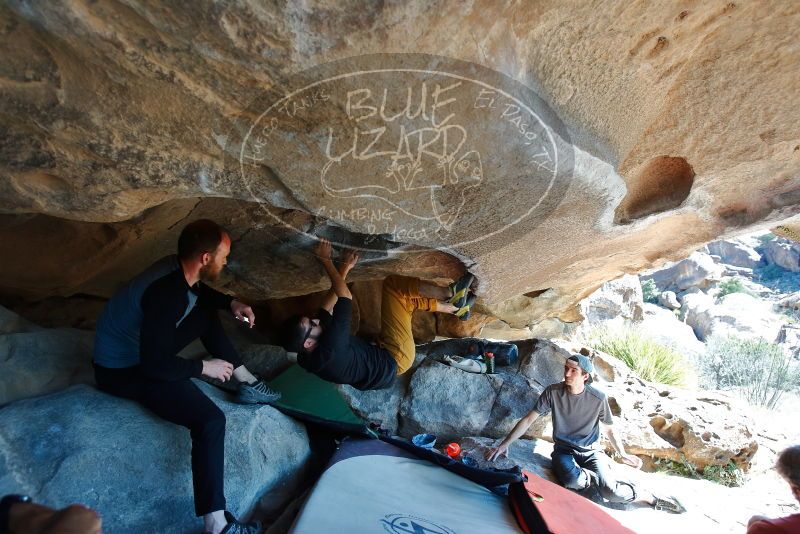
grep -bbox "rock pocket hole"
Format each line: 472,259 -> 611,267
614,156 -> 695,224
608,397 -> 622,417
523,288 -> 550,299
649,415 -> 686,448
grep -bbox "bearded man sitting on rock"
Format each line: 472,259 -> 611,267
281,238 -> 476,390
93,219 -> 279,534
486,354 -> 686,514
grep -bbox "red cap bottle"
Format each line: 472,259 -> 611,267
444,442 -> 461,458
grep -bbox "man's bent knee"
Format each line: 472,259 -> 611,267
554,464 -> 590,491
383,275 -> 404,292
194,405 -> 226,436
561,473 -> 586,491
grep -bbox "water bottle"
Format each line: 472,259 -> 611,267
485,352 -> 495,374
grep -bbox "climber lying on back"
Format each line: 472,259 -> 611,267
281,238 -> 476,390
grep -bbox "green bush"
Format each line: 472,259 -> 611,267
716,278 -> 755,299
700,336 -> 800,410
640,278 -> 659,304
587,327 -> 688,385
702,462 -> 747,487
653,456 -> 746,487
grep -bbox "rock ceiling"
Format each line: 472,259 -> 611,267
0,1 -> 798,328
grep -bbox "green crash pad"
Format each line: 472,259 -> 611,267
268,364 -> 377,437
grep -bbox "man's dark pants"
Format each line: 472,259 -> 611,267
551,444 -> 637,503
94,307 -> 242,517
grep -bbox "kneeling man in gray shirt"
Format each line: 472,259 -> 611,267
486,355 -> 685,514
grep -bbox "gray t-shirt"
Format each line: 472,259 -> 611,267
533,382 -> 613,451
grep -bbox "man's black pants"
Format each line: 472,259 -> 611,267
94,307 -> 242,517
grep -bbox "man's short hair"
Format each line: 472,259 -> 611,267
177,219 -> 228,261
777,445 -> 800,487
281,315 -> 310,354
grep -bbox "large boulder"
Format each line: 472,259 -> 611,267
0,328 -> 94,406
683,292 -> 783,342
0,382 -> 312,532
578,274 -> 644,326
399,360 -> 501,439
658,291 -> 681,310
645,252 -> 725,292
385,338 -> 557,441
638,303 -> 705,360
776,323 -> 800,361
598,356 -> 759,471
776,291 -> 800,310
706,239 -> 761,269
336,351 -> 429,436
762,239 -> 800,272
0,305 -> 42,335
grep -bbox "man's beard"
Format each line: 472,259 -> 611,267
199,262 -> 221,282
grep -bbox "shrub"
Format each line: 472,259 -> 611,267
702,461 -> 747,487
716,278 -> 754,299
640,278 -> 659,304
587,326 -> 688,386
700,336 -> 800,410
653,456 -> 746,487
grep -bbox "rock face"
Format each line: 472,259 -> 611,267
400,361 -> 502,438
706,239 -> 762,270
639,303 -> 705,360
588,349 -> 758,471
0,382 -> 312,532
0,1 -> 798,327
645,252 -> 725,293
658,290 -> 681,310
578,274 -> 644,325
596,352 -> 758,471
0,305 -> 41,335
763,239 -> 800,273
683,292 -> 782,342
776,323 -> 800,361
0,327 -> 94,406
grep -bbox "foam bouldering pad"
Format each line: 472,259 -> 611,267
509,471 -> 636,534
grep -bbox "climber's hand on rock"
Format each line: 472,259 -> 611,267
485,443 -> 509,462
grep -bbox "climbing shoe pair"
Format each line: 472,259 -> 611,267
443,355 -> 486,374
652,495 -> 686,514
449,273 -> 476,321
203,511 -> 261,534
236,378 -> 281,405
